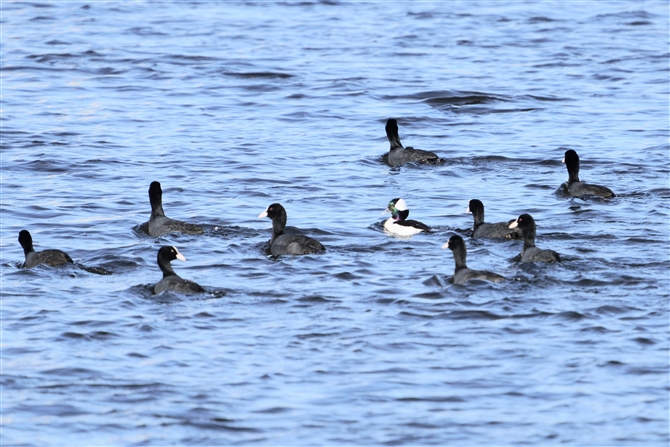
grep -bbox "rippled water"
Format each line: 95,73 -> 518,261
2,1 -> 669,445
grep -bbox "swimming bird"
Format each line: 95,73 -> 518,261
153,246 -> 205,294
509,214 -> 560,262
467,199 -> 521,239
258,203 -> 325,256
382,198 -> 431,236
561,149 -> 615,198
442,235 -> 505,284
384,118 -> 441,167
147,181 -> 204,237
18,230 -> 73,268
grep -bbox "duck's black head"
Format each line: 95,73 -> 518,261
387,198 -> 407,212
386,198 -> 410,221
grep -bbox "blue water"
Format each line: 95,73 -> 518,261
2,1 -> 669,445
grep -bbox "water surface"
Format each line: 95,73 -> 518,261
2,1 -> 669,445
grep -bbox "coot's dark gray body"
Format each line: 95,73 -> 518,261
561,149 -> 615,198
509,214 -> 560,263
443,235 -> 505,285
147,181 -> 204,237
18,230 -> 73,268
153,246 -> 205,294
467,199 -> 520,239
384,119 -> 441,167
259,203 -> 325,256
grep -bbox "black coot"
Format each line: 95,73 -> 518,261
18,230 -> 73,268
258,203 -> 325,256
467,199 -> 520,239
561,149 -> 615,198
153,246 -> 205,294
383,119 -> 442,167
509,214 -> 560,263
147,181 -> 204,237
443,235 -> 505,284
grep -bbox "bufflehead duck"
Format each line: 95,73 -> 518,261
382,198 -> 430,236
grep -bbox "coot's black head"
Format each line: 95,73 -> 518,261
157,245 -> 185,276
514,213 -> 536,230
563,149 -> 580,177
385,119 -> 403,149
149,181 -> 163,202
510,213 -> 538,247
259,203 -> 289,239
18,230 -> 34,254
444,234 -> 465,252
385,118 -> 398,135
258,203 -> 286,220
157,246 -> 185,264
442,234 -> 468,270
467,199 -> 484,216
